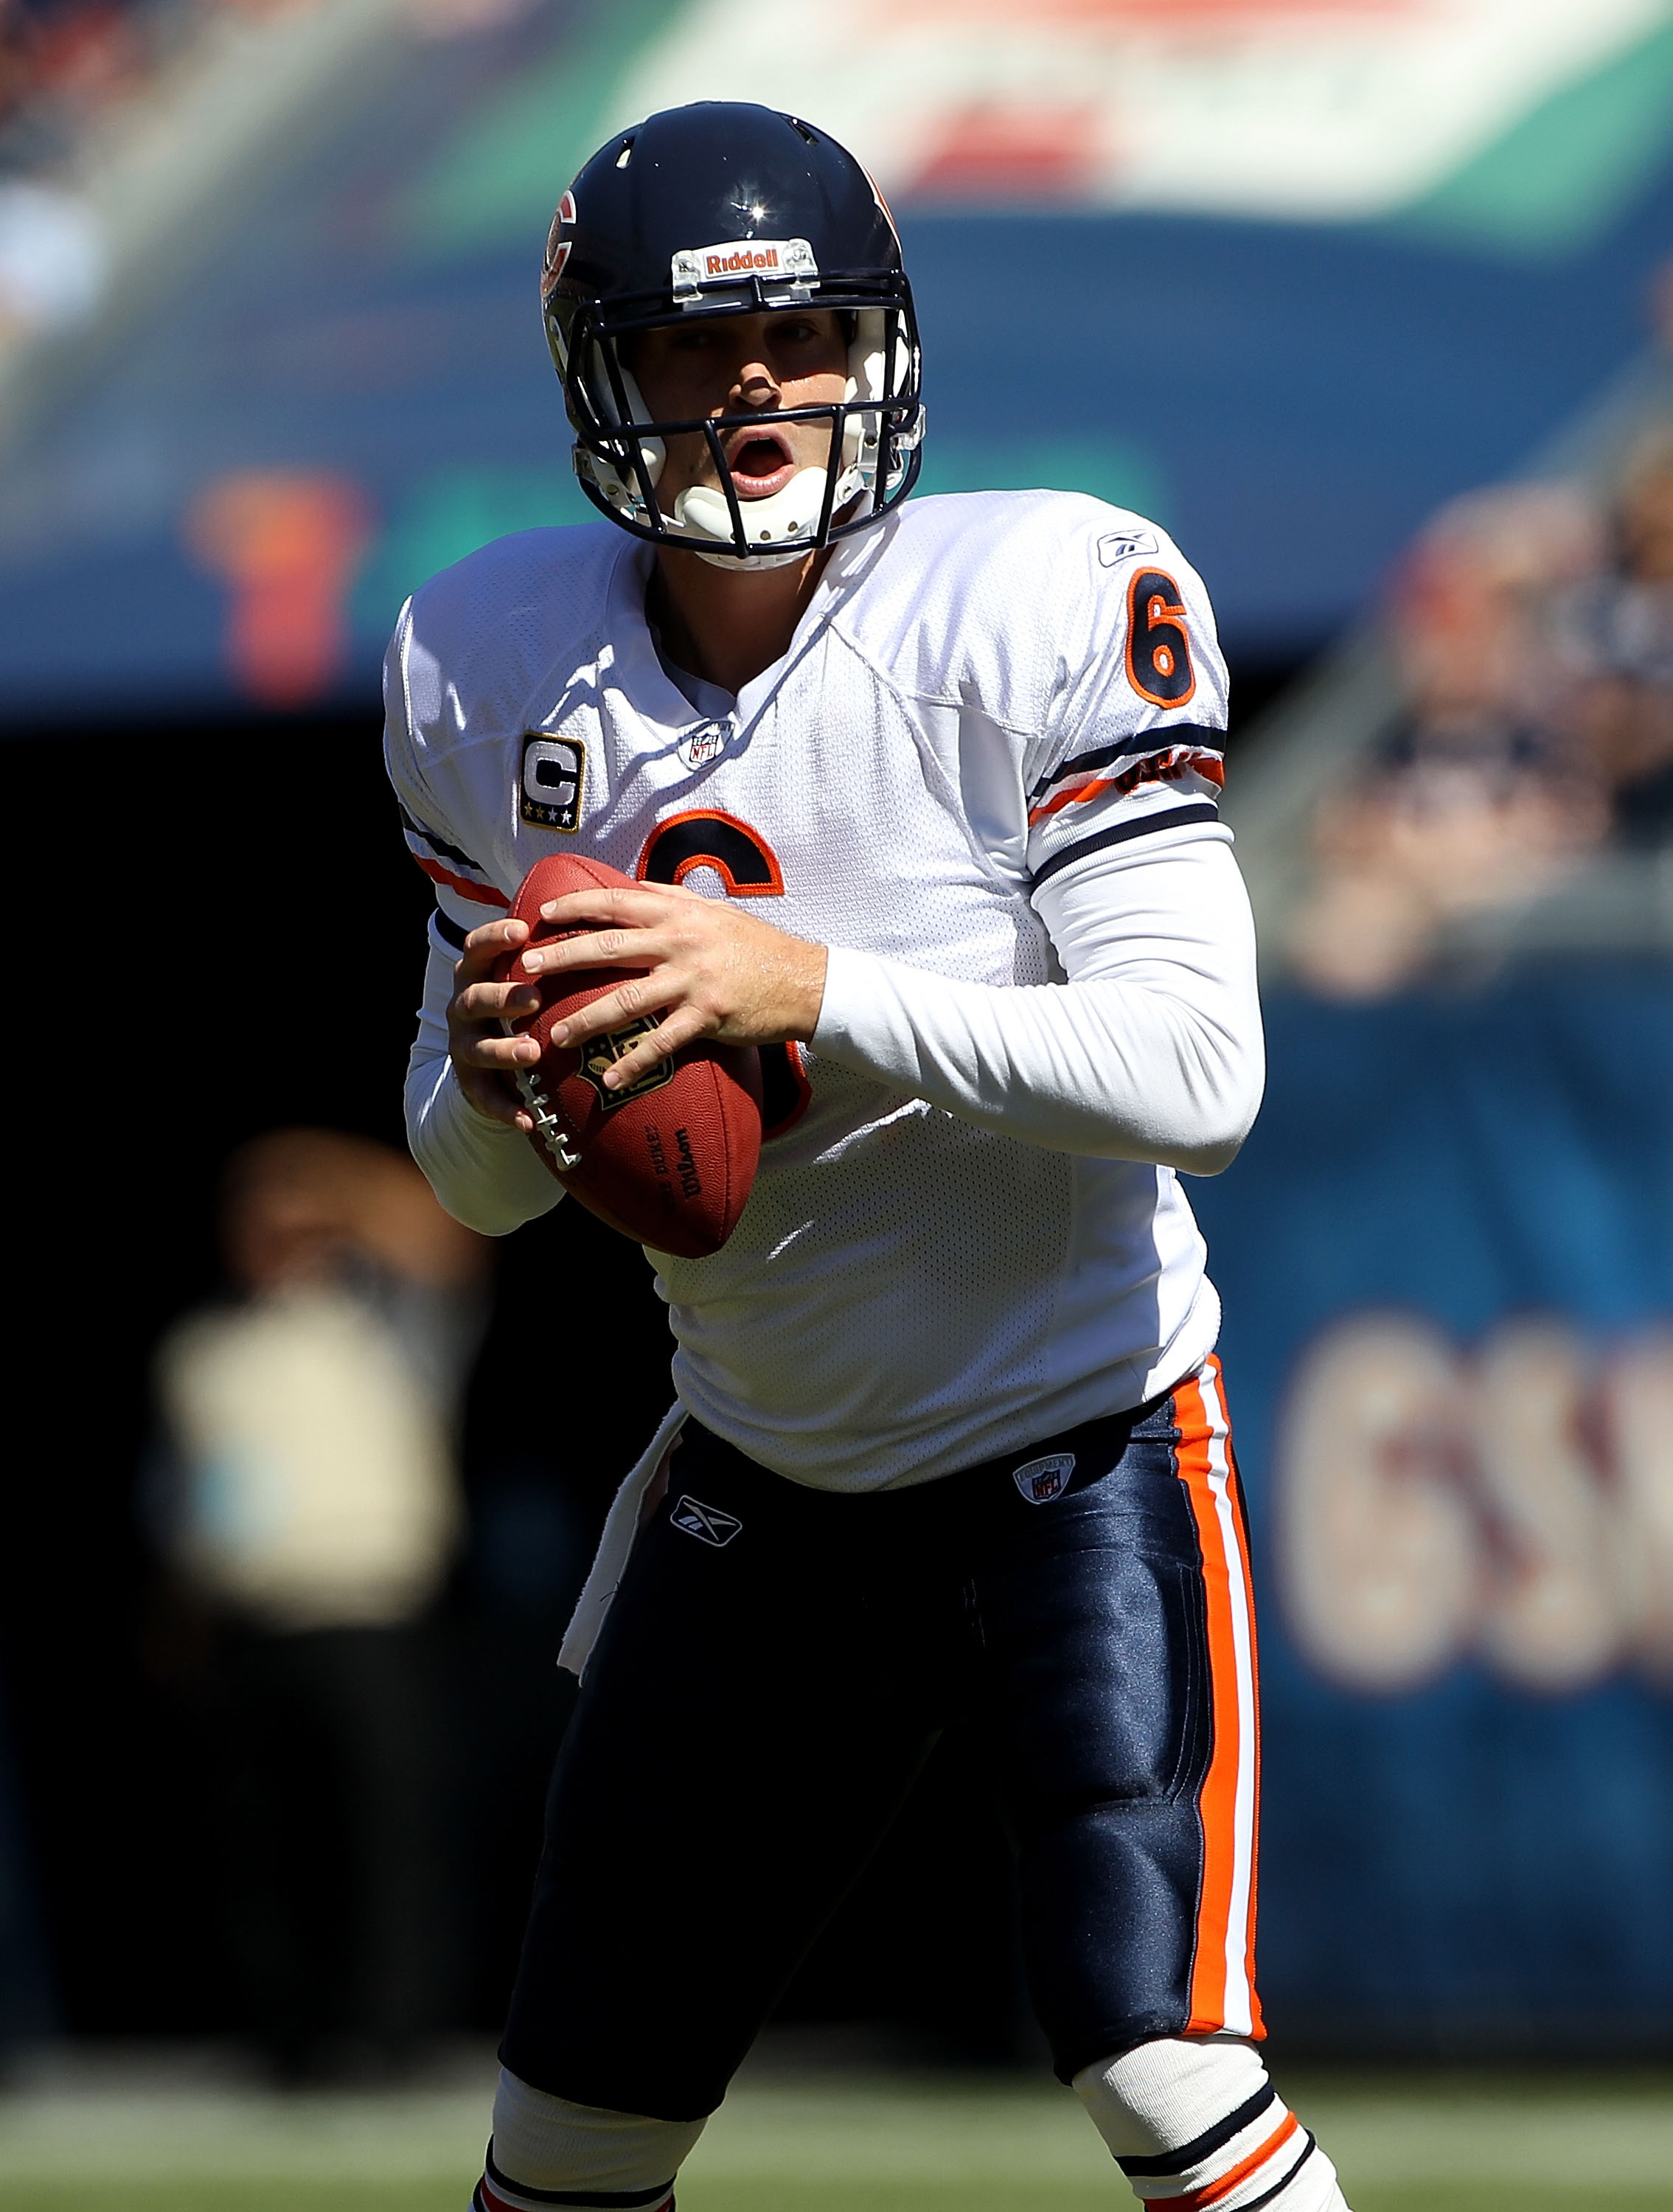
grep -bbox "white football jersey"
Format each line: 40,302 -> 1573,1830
385,490 -> 1238,1491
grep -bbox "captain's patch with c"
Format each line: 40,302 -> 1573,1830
521,734 -> 585,830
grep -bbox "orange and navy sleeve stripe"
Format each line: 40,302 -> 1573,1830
1027,725 -> 1226,890
398,802 -> 509,911
1027,726 -> 1226,818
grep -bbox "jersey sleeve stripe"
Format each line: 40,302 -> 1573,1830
430,908 -> 467,953
414,855 -> 510,908
397,801 -> 490,875
1032,801 -> 1221,887
1027,745 -> 1225,825
1027,723 -> 1225,803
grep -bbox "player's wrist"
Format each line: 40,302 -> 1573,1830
785,939 -> 829,1040
451,1059 -> 523,1132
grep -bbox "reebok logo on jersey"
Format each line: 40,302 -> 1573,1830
671,1495 -> 742,1547
1013,1453 -> 1075,1504
1098,530 -> 1158,567
520,734 -> 585,830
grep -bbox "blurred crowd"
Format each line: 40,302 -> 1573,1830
144,1130 -> 485,2076
0,0 -> 302,347
1288,431 -> 1673,998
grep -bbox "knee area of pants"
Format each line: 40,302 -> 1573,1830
489,2067 -> 708,2194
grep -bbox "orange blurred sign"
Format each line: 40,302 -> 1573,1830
186,470 -> 372,708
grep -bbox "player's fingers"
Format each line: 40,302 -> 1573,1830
516,923 -> 664,978
595,1006 -> 713,1090
459,915 -> 529,976
536,883 -> 688,929
457,1030 -> 541,1069
549,969 -> 687,1049
454,976 -> 543,1023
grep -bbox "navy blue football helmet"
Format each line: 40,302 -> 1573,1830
541,102 -> 924,566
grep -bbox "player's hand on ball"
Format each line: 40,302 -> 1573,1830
516,880 -> 829,1093
448,917 -> 546,1127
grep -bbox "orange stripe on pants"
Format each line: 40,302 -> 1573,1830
1173,1357 -> 1263,2038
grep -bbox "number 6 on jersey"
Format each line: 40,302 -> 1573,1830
1127,568 -> 1197,708
638,810 -> 815,1139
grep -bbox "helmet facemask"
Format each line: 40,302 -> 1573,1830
549,288 -> 924,568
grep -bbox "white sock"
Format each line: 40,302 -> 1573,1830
1074,2039 -> 1349,2211
473,2068 -> 709,2212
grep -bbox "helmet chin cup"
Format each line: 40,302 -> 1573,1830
672,465 -> 856,566
689,540 -> 808,572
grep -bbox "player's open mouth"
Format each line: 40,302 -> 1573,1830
724,425 -> 797,500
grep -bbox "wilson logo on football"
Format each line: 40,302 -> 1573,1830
671,1495 -> 743,1548
576,1020 -> 675,1111
1013,1453 -> 1076,1505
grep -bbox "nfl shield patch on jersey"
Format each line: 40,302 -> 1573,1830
677,721 -> 731,772
1012,1453 -> 1075,1504
671,1495 -> 743,1547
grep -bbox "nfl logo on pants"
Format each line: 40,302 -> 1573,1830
1012,1453 -> 1075,1504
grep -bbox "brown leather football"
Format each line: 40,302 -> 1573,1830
493,852 -> 763,1258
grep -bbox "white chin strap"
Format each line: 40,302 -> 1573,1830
580,310 -> 912,563
674,465 -> 860,569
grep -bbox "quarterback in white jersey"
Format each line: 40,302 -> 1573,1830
387,100 -> 1352,2212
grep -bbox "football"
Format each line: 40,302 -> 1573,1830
493,852 -> 763,1258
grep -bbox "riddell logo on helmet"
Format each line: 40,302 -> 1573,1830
707,246 -> 779,276
671,237 -> 818,302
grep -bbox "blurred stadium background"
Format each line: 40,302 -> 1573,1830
3,0 -> 1673,2205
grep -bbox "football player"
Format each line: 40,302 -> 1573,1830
385,101 -> 1352,2212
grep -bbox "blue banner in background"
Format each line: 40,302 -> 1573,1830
1192,960 -> 1673,2050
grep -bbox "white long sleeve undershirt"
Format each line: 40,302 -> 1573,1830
405,824 -> 1262,1234
811,826 -> 1263,1175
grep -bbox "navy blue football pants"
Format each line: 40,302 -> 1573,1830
500,1357 -> 1262,2121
